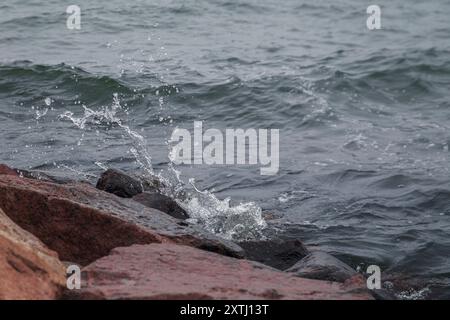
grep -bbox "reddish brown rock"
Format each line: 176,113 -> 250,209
0,163 -> 73,183
0,208 -> 66,300
0,164 -> 18,176
0,174 -> 244,266
69,244 -> 373,300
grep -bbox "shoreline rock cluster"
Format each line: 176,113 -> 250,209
0,164 -> 376,300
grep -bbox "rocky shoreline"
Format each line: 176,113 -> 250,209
0,164 -> 378,300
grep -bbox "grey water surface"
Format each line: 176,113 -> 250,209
1,0 -> 450,298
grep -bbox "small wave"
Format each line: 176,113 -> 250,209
216,1 -> 269,14
0,62 -> 134,104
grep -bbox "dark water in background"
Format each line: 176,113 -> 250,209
1,0 -> 450,298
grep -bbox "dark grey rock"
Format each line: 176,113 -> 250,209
370,289 -> 398,300
286,250 -> 357,282
238,239 -> 309,270
96,169 -> 144,198
133,192 -> 189,220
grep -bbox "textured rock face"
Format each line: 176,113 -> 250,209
133,192 -> 189,220
70,244 -> 373,300
0,175 -> 165,266
0,173 -> 243,266
238,239 -> 309,270
0,208 -> 66,300
286,250 -> 358,282
0,164 -> 18,176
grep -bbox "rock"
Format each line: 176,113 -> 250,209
377,273 -> 429,300
66,244 -> 373,300
14,169 -> 75,184
286,250 -> 358,282
0,208 -> 66,299
238,239 -> 309,270
0,164 -> 75,183
133,192 -> 189,220
0,164 -> 18,176
370,288 -> 398,300
339,274 -> 396,300
96,168 -> 145,198
0,174 -> 244,266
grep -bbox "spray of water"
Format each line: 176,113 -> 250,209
60,94 -> 154,176
59,94 -> 267,241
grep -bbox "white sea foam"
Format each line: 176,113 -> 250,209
396,287 -> 431,300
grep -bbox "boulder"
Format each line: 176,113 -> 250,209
0,164 -> 75,184
286,250 -> 358,282
0,173 -> 244,266
133,192 -> 189,220
14,169 -> 75,184
0,164 -> 18,176
96,168 -> 144,198
0,208 -> 66,299
238,239 -> 309,270
66,244 -> 373,300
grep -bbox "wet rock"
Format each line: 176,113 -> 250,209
0,176 -> 164,266
0,164 -> 18,176
96,168 -> 145,198
15,168 -> 75,184
339,274 -> 397,300
378,273 -> 432,300
0,164 -> 76,184
0,208 -> 66,299
370,288 -> 398,300
66,244 -> 373,300
286,250 -> 358,282
238,239 -> 309,270
0,174 -> 243,266
133,192 -> 189,220
341,274 -> 378,297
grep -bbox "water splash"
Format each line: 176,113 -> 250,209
59,94 -> 267,241
60,93 -> 154,176
182,193 -> 266,240
178,178 -> 266,240
396,287 -> 431,300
